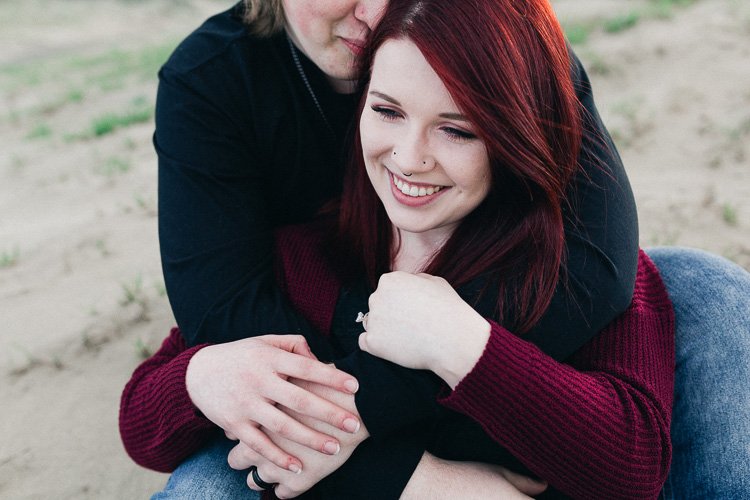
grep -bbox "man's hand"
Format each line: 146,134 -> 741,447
227,378 -> 369,499
186,335 -> 361,473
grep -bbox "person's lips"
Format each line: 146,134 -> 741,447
341,37 -> 366,56
388,171 -> 449,208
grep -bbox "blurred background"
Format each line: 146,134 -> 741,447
1,0 -> 748,497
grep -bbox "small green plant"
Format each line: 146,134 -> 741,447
8,343 -> 42,376
120,274 -> 151,322
26,123 -> 52,140
95,239 -> 111,257
153,280 -> 167,298
135,338 -> 152,360
582,50 -> 613,76
120,275 -> 145,307
96,156 -> 131,176
81,332 -> 96,350
722,203 -> 739,226
90,106 -> 153,137
564,23 -> 592,45
604,12 -> 641,33
0,246 -> 20,268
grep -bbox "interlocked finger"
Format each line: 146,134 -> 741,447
266,377 -> 358,435
231,424 -> 301,472
227,440 -> 262,470
275,353 -> 359,395
253,401 -> 341,456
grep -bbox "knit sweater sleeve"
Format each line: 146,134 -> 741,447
439,251 -> 675,499
119,327 -> 218,473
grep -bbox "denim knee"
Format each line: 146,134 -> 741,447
647,247 -> 750,499
151,437 -> 261,500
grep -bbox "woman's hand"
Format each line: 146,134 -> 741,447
401,452 -> 548,499
359,272 -> 491,388
186,335 -> 361,473
227,378 -> 369,499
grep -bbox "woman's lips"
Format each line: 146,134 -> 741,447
388,172 -> 449,207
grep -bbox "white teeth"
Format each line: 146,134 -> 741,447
391,173 -> 442,198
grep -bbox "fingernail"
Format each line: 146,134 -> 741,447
343,418 -> 360,433
344,379 -> 359,393
323,441 -> 340,455
289,463 -> 302,474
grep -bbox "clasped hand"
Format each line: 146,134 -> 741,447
185,335 -> 362,474
358,271 -> 491,388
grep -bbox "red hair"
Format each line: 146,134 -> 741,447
332,0 -> 582,333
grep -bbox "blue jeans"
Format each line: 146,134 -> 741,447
154,248 -> 750,499
151,438 -> 260,500
647,248 -> 750,500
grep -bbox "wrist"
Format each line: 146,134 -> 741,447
185,345 -> 212,409
436,318 -> 490,389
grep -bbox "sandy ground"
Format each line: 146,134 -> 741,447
0,0 -> 748,498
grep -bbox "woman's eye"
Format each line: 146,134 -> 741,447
371,105 -> 401,121
443,126 -> 476,141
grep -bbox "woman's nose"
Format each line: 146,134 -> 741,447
391,145 -> 436,177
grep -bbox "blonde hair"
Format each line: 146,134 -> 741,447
242,0 -> 285,36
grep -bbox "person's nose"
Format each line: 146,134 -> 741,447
354,0 -> 388,31
391,134 -> 436,177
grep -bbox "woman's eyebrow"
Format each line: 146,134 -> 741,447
369,90 -> 400,105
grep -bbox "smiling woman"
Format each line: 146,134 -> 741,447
361,40 -> 491,257
339,0 -> 583,334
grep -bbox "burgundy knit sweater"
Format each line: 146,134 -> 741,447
120,225 -> 674,499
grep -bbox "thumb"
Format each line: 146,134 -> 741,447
358,332 -> 370,353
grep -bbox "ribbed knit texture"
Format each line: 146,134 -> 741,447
120,227 -> 674,499
440,252 -> 674,499
119,328 -> 218,472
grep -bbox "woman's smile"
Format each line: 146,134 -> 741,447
388,171 -> 448,207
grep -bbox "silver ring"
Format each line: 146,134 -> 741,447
355,312 -> 369,330
249,465 -> 275,490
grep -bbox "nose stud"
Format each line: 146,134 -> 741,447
393,150 -> 430,174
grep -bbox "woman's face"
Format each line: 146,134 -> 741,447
282,0 -> 387,93
360,38 -> 491,240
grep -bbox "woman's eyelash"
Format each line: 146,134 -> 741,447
371,105 -> 476,141
443,127 -> 476,141
371,105 -> 401,120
